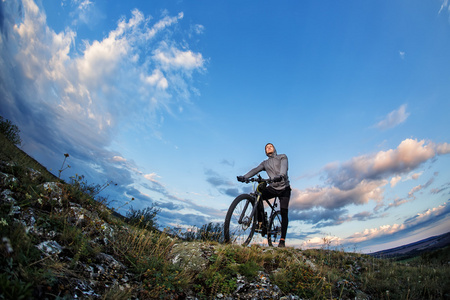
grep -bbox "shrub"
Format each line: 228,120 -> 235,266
68,174 -> 113,199
126,205 -> 160,231
197,222 -> 224,242
0,116 -> 22,146
181,222 -> 225,242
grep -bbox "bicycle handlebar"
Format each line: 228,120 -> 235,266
237,174 -> 274,184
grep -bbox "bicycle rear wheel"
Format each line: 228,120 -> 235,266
268,210 -> 282,247
224,194 -> 256,246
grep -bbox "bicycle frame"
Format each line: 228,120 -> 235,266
238,197 -> 254,225
240,192 -> 261,226
240,183 -> 278,232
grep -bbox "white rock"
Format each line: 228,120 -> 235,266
37,240 -> 63,256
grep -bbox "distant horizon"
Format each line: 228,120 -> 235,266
1,0 -> 449,253
369,231 -> 450,255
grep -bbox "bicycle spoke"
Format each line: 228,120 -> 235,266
229,201 -> 252,243
268,211 -> 282,247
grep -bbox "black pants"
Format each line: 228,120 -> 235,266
259,185 -> 291,240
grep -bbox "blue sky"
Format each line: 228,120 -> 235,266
1,0 -> 449,253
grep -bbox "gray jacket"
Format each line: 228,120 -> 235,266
244,146 -> 290,191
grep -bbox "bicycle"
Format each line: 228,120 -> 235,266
223,174 -> 283,247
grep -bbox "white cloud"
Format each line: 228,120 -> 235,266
146,12 -> 184,39
112,156 -> 127,163
407,177 -> 434,199
77,0 -> 93,10
14,1 -> 75,80
192,24 -> 205,35
292,138 -> 450,212
68,0 -> 104,27
325,139 -> 443,192
77,36 -> 129,86
144,173 -> 162,183
436,142 -> 450,154
408,184 -> 423,198
438,0 -> 449,15
346,223 -> 406,244
386,198 -> 410,209
372,139 -> 435,173
291,179 -> 387,210
154,42 -> 205,71
143,69 -> 169,90
390,175 -> 401,187
9,0 -> 204,133
374,104 -> 410,130
342,202 -> 450,246
399,51 -> 405,59
299,202 -> 450,249
301,235 -> 342,249
411,172 -> 422,180
404,202 -> 449,227
0,0 -> 206,199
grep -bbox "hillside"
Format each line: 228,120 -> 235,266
370,232 -> 450,260
1,133 -> 449,299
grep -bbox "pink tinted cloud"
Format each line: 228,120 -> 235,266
346,203 -> 448,243
291,139 -> 450,211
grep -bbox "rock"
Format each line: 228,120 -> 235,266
27,167 -> 42,182
8,204 -> 21,216
37,240 -> 63,256
0,172 -> 19,186
39,182 -> 64,206
2,237 -> 14,254
67,206 -> 93,227
98,222 -> 115,245
41,182 -> 63,193
21,207 -> 37,226
232,271 -> 282,299
1,189 -> 16,203
171,241 -> 211,273
96,252 -> 126,271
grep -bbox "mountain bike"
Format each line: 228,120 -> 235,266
224,175 -> 283,247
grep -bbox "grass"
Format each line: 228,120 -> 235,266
1,132 -> 449,299
301,247 -> 450,299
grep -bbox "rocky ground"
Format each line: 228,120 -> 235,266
0,160 -> 316,299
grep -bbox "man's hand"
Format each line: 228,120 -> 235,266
273,175 -> 283,182
237,176 -> 246,182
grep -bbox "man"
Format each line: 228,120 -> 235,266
237,143 -> 291,247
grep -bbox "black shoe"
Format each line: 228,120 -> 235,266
278,240 -> 285,248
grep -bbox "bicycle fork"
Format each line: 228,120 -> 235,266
238,195 -> 261,227
239,196 -> 268,234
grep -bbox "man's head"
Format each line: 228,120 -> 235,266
265,143 -> 275,156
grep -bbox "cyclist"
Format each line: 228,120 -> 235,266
237,143 -> 291,247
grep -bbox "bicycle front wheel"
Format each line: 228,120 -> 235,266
224,194 -> 256,246
268,210 -> 282,247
